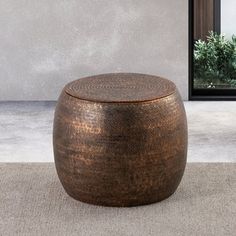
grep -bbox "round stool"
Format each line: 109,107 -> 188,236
53,73 -> 187,207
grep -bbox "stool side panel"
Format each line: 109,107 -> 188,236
53,89 -> 187,207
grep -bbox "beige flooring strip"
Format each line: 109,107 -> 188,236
0,163 -> 235,236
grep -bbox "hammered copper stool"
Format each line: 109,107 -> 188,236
53,73 -> 188,207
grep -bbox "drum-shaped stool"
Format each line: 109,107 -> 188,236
53,73 -> 187,207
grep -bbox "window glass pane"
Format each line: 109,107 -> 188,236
193,0 -> 236,90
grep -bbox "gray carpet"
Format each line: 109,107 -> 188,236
0,164 -> 235,236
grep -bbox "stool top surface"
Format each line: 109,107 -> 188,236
65,73 -> 176,103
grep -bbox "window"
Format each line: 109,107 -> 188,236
189,0 -> 236,100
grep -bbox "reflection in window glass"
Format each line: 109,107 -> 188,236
193,0 -> 236,89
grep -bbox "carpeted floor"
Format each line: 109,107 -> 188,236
0,163 -> 235,236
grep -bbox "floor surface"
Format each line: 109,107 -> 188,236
0,101 -> 236,162
0,163 -> 235,236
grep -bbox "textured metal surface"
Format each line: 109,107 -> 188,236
65,73 -> 176,102
53,73 -> 188,207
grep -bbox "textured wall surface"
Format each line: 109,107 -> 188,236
0,0 -> 188,100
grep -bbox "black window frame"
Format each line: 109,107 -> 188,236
189,0 -> 236,100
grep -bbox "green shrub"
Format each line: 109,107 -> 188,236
194,31 -> 236,88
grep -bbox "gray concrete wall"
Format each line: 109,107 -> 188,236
0,0 -> 188,101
